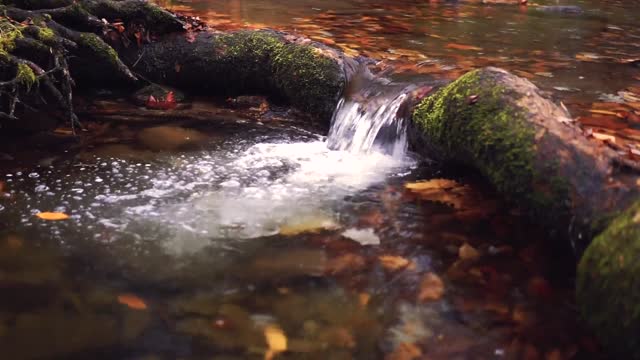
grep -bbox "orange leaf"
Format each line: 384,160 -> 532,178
418,272 -> 444,302
117,293 -> 147,310
378,255 -> 413,271
36,212 -> 70,221
446,43 -> 482,51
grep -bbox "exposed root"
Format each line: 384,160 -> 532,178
0,0 -> 180,132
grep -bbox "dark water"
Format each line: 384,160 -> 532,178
0,97 -> 597,359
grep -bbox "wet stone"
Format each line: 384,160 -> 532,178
137,125 -> 209,151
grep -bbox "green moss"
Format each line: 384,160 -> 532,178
36,27 -> 56,43
209,31 -> 342,120
16,63 -> 36,90
413,69 -> 536,196
0,20 -> 24,55
412,68 -> 571,226
78,33 -> 119,65
577,201 -> 640,359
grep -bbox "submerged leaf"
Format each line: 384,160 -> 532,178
418,272 -> 445,302
264,324 -> 287,360
117,294 -> 148,310
36,212 -> 70,221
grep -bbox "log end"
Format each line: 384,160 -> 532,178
577,202 -> 640,359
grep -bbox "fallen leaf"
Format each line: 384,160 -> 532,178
589,109 -> 619,116
379,255 -> 413,271
418,272 -> 445,302
359,292 -> 371,307
404,179 -> 472,209
386,342 -> 422,360
264,324 -> 287,360
36,212 -> 70,221
446,43 -> 482,51
326,253 -> 367,275
591,132 -> 616,143
185,31 -> 197,43
459,243 -> 481,260
117,293 -> 147,310
405,179 -> 459,191
280,215 -> 338,236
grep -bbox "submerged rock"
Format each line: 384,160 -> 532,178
137,125 -> 209,151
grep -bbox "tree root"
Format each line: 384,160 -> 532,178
0,0 -> 184,132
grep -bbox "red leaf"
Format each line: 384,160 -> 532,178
166,91 -> 175,104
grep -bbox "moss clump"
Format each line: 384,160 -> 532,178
15,63 -> 36,90
577,201 -> 640,359
78,33 -> 119,65
36,27 -> 56,43
272,43 -> 342,119
413,69 -> 535,198
211,30 -> 343,120
0,20 -> 24,55
412,68 -> 571,227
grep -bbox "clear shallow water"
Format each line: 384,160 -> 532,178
0,112 -> 595,359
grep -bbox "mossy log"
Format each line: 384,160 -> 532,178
411,67 -> 638,251
577,201 -> 640,359
1,0 -> 352,130
410,67 -> 640,357
117,30 -> 353,123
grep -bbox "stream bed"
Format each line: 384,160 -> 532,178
0,94 -> 599,359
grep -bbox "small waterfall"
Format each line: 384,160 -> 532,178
326,69 -> 419,158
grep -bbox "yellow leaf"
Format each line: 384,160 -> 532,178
404,179 -> 472,210
589,109 -> 619,116
592,132 -> 616,143
117,293 -> 148,310
279,214 -> 338,236
264,325 -> 287,360
36,212 -> 70,221
404,179 -> 459,191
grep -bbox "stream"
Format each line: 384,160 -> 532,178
1,0 -> 631,358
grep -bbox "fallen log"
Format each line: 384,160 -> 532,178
117,30 -> 355,124
410,66 -> 640,358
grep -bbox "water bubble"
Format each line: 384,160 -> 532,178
35,185 -> 49,192
28,172 -> 40,178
